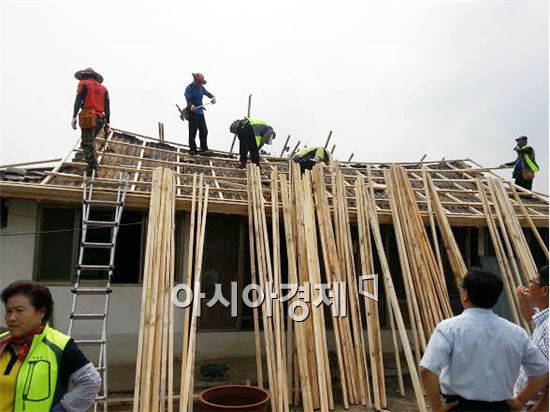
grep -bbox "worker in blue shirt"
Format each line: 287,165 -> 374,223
184,73 -> 216,155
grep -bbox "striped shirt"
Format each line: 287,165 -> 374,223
514,308 -> 549,407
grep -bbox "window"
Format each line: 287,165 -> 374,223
35,206 -> 79,281
198,214 -> 243,330
35,205 -> 145,284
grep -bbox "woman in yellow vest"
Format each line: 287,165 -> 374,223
0,281 -> 100,411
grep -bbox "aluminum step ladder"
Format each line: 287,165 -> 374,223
68,171 -> 129,411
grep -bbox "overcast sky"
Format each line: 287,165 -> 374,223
1,0 -> 548,192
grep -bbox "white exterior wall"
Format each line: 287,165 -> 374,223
0,199 -> 37,289
1,199 -> 402,367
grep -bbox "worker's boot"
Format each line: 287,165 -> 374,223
239,160 -> 247,169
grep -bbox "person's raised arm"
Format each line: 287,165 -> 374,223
516,286 -> 536,322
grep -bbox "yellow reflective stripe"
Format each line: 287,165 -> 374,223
314,147 -> 325,161
247,117 -> 269,127
295,147 -> 317,158
524,154 -> 539,172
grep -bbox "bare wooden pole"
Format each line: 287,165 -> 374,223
363,175 -> 428,412
335,168 -> 369,405
180,183 -> 209,412
246,169 -> 264,389
323,130 -> 333,150
508,183 -> 549,259
289,140 -> 301,158
476,179 -> 523,328
271,170 -> 290,411
426,172 -> 467,287
230,94 -> 253,154
354,176 -> 385,409
179,174 -> 198,411
158,122 -> 165,143
422,168 -> 445,276
382,170 -> 425,363
279,135 -> 291,157
248,164 -> 280,411
280,174 -> 314,411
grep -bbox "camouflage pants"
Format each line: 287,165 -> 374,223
80,116 -> 105,176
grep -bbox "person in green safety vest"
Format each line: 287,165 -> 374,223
229,118 -> 276,168
0,281 -> 101,412
292,146 -> 331,172
500,136 -> 540,191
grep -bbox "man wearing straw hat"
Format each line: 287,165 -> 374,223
71,67 -> 110,176
420,268 -> 548,412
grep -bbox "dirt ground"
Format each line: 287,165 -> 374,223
108,355 -> 420,411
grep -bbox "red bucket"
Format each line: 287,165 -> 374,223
198,385 -> 271,411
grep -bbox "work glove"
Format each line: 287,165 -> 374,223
211,96 -> 217,104
190,104 -> 197,112
71,117 -> 77,130
104,124 -> 110,135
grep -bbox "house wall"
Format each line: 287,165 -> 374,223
0,199 -> 37,288
1,199 -> 431,367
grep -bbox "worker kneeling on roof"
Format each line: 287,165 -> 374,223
229,118 -> 276,168
292,146 -> 331,172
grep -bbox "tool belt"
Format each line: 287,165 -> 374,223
78,109 -> 97,129
522,168 -> 535,180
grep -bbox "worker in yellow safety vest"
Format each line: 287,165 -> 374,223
292,146 -> 331,172
500,136 -> 540,191
229,118 -> 276,168
0,281 -> 101,412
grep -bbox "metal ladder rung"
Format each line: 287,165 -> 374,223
74,339 -> 105,345
71,313 -> 106,320
71,287 -> 112,295
81,242 -> 115,249
84,178 -> 127,187
83,199 -> 123,207
84,220 -> 118,228
76,264 -> 114,271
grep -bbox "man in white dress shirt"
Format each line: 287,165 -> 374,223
420,268 -> 548,411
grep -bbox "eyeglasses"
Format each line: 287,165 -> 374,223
529,280 -> 546,287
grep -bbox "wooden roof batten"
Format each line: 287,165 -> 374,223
0,128 -> 547,228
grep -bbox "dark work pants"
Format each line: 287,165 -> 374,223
80,116 -> 105,176
514,176 -> 533,191
293,154 -> 317,173
188,113 -> 208,152
443,394 -> 510,411
238,123 -> 260,165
